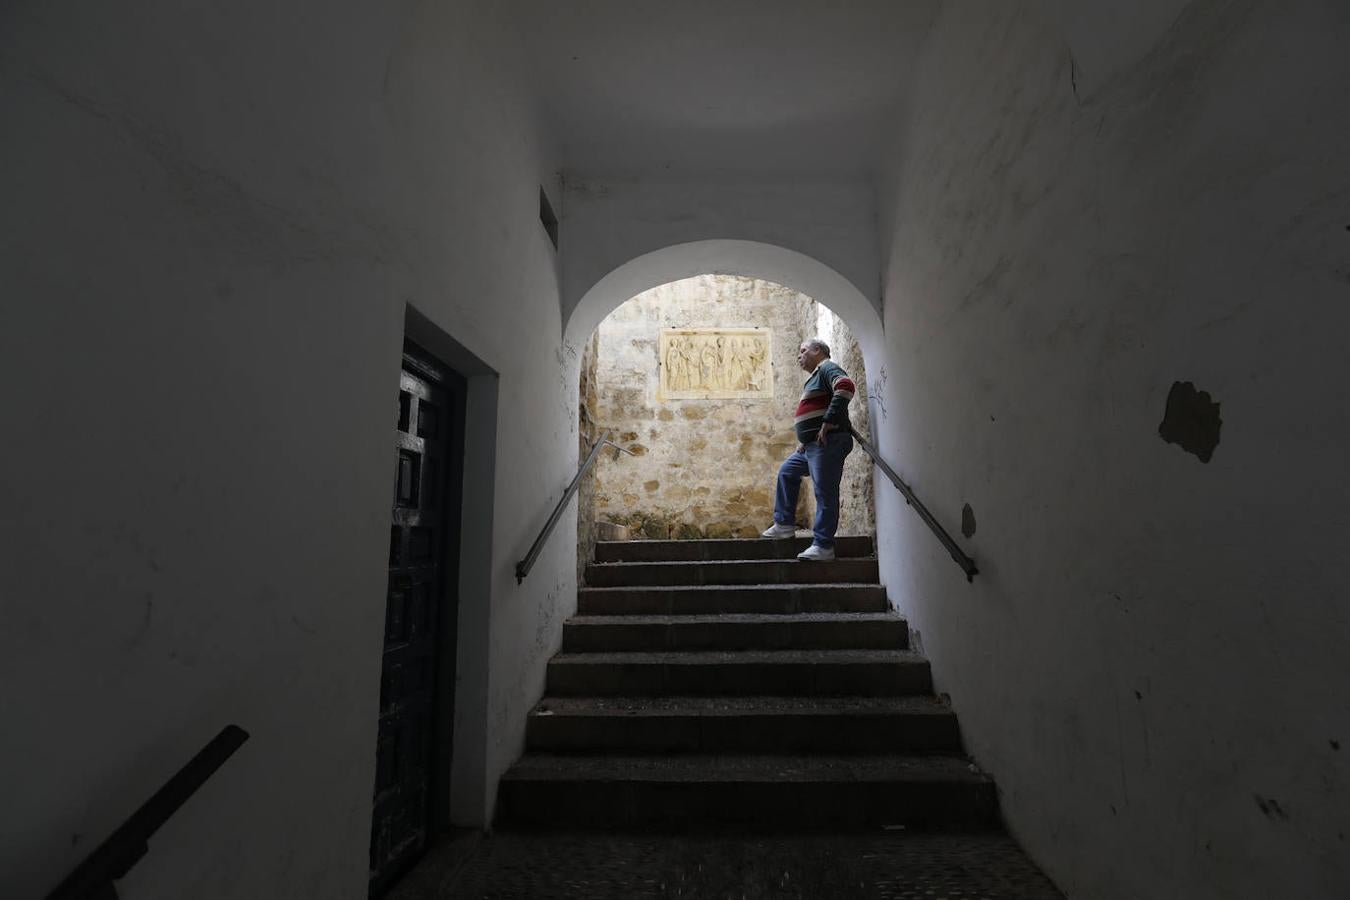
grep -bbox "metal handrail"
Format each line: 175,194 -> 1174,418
47,725 -> 250,900
850,427 -> 978,582
515,431 -> 633,583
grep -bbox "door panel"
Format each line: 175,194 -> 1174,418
370,349 -> 461,895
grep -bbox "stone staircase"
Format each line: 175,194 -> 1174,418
496,536 -> 999,829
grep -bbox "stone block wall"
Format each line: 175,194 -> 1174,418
591,275 -> 873,539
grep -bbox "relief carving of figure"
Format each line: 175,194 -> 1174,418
666,339 -> 689,391
683,337 -> 700,389
746,337 -> 767,390
661,329 -> 771,398
700,340 -> 719,390
729,337 -> 753,390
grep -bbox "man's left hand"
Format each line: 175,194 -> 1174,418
816,422 -> 834,445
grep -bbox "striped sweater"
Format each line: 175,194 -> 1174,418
793,360 -> 855,442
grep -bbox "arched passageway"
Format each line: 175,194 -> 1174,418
564,241 -> 886,571
564,240 -> 884,365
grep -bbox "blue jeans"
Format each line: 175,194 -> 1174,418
773,430 -> 854,548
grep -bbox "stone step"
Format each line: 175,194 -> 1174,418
577,584 -> 889,616
562,612 -> 909,652
496,753 -> 998,828
595,535 -> 874,563
545,649 -> 932,697
526,696 -> 962,754
585,558 -> 880,588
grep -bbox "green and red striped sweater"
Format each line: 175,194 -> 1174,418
793,360 -> 855,442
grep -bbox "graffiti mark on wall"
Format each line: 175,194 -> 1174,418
869,365 -> 889,421
658,328 -> 772,400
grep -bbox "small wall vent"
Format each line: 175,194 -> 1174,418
539,187 -> 559,250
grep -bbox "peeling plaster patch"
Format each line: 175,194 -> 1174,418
1254,795 -> 1290,822
961,503 -> 976,538
1158,381 -> 1222,462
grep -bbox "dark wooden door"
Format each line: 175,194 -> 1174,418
370,346 -> 463,896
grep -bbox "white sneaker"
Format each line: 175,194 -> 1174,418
760,522 -> 796,538
796,544 -> 835,561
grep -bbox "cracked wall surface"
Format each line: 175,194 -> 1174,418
875,2 -> 1350,898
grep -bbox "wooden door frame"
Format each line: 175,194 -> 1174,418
400,304 -> 500,830
398,340 -> 467,837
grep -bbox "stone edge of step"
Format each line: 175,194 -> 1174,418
586,558 -> 878,569
565,611 -> 906,625
501,753 -> 990,783
595,537 -> 874,549
528,695 -> 956,717
547,649 -> 930,665
577,582 -> 887,593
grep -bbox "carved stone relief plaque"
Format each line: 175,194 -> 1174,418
658,328 -> 772,400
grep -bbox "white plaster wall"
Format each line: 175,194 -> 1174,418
875,1 -> 1350,897
561,178 -> 881,325
1027,0 -> 1194,100
0,2 -> 572,897
563,240 -> 888,398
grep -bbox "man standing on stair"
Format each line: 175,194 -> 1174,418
761,338 -> 856,560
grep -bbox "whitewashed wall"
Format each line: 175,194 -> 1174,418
561,178 -> 882,325
875,2 -> 1350,898
0,2 -> 571,897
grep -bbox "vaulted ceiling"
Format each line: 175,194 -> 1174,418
510,0 -> 941,177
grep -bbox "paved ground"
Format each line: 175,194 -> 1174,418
390,829 -> 1066,899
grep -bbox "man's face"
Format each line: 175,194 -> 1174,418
797,342 -> 821,372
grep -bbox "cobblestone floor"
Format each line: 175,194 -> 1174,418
392,829 -> 1065,899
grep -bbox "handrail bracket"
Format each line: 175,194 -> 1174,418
850,428 -> 978,582
515,431 -> 630,583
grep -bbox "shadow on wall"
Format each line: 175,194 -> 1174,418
581,274 -> 873,541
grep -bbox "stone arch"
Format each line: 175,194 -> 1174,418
564,240 -> 885,369
565,240 -> 884,560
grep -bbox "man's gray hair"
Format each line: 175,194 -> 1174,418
805,338 -> 831,357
